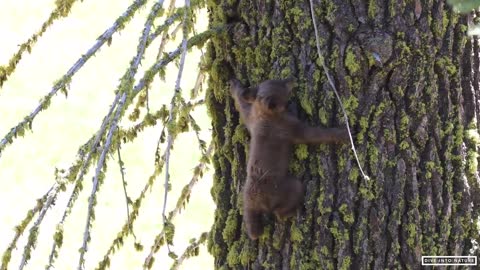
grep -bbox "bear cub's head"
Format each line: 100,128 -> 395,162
232,77 -> 296,115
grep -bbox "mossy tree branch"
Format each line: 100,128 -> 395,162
144,143 -> 213,269
77,92 -> 127,270
0,184 -> 57,270
95,98 -> 208,270
0,0 -> 149,159
1,0 -> 224,267
169,232 -> 209,270
161,0 -> 191,257
0,0 -> 81,88
77,0 -> 167,267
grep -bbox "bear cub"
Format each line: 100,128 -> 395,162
229,78 -> 349,240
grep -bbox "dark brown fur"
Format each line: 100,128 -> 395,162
230,78 -> 349,240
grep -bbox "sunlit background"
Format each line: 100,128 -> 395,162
0,0 -> 214,269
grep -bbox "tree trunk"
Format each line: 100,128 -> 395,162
205,0 -> 480,269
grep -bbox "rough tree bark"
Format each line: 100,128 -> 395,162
205,0 -> 480,269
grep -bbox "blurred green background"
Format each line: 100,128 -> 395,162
0,0 -> 214,269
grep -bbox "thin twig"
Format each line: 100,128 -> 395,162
131,2 -> 184,117
191,27 -> 207,99
19,185 -> 60,270
116,130 -> 134,237
169,232 -> 209,270
169,22 -> 184,40
77,93 -> 127,270
147,0 -> 178,113
190,45 -> 206,99
0,184 -> 57,270
189,114 -> 207,154
47,93 -> 121,268
190,48 -> 205,99
144,143 -> 212,268
126,0 -> 166,118
173,144 -> 212,214
157,0 -> 176,61
308,0 -> 370,181
147,5 -> 196,46
96,150 -> 168,270
132,26 -> 225,95
130,0 -> 166,79
162,0 -> 191,255
191,69 -> 205,99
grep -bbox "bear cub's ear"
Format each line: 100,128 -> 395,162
230,79 -> 257,103
229,79 -> 242,93
282,77 -> 296,91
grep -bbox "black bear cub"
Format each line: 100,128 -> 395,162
230,78 -> 349,240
